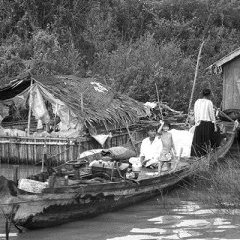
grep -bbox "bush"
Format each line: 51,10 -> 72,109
92,33 -> 195,111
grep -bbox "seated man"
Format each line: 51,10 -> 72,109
140,125 -> 162,168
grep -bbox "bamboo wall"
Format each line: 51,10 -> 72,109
0,130 -> 145,165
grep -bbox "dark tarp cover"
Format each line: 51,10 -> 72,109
0,78 -> 31,101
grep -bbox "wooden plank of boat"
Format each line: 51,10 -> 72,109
0,121 -> 237,230
8,166 -> 190,229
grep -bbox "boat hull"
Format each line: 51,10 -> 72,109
16,187 -> 164,229
14,168 -> 190,229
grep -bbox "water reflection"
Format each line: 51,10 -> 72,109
0,197 -> 240,240
0,233 -> 18,238
106,200 -> 240,240
0,164 -> 42,179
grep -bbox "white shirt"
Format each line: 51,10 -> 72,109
194,98 -> 216,125
139,136 -> 162,161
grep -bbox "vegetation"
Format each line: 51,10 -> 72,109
1,0 -> 240,111
189,144 -> 240,210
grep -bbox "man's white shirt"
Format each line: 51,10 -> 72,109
140,136 -> 162,165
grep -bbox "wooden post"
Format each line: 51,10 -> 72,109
48,173 -> 56,189
42,143 -> 47,172
64,175 -> 69,186
80,93 -> 83,112
187,40 -> 205,121
41,155 -> 45,173
5,219 -> 9,240
27,79 -> 33,136
155,82 -> 164,120
53,103 -> 58,132
12,165 -> 19,184
111,161 -> 116,181
125,123 -> 137,153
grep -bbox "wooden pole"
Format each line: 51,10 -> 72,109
5,219 -> 9,240
155,82 -> 164,120
111,161 -> 116,181
41,154 -> 45,173
187,40 -> 205,121
42,143 -> 47,172
53,104 -> 58,132
12,165 -> 19,184
27,79 -> 33,136
80,93 -> 83,112
125,122 -> 137,153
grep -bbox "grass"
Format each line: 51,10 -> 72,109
188,145 -> 240,211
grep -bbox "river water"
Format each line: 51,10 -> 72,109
1,153 -> 240,239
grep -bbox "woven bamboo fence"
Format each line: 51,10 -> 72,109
0,130 -> 145,165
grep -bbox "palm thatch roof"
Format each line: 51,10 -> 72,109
1,74 -> 146,128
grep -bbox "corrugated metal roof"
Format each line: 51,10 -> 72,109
208,47 -> 240,73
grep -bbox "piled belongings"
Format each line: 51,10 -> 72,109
80,146 -> 137,180
48,146 -> 138,184
101,146 -> 137,161
143,102 -> 186,122
15,146 -> 138,193
85,146 -> 136,179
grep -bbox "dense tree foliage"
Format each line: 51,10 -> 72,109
1,0 -> 240,111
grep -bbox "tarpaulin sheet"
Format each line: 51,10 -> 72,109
37,85 -> 81,131
31,85 -> 50,123
0,79 -> 31,101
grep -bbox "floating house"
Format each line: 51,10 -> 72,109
208,47 -> 240,111
0,74 -> 147,164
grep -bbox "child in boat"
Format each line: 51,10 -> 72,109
157,120 -> 176,175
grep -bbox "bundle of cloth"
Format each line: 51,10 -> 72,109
101,146 -> 137,161
79,146 -> 137,163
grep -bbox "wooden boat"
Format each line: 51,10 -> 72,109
0,121 -> 237,230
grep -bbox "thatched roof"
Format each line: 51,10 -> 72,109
0,74 -> 146,128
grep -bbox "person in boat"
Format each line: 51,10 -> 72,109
191,88 -> 218,157
140,124 -> 162,168
157,120 -> 176,175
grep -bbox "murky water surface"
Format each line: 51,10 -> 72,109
0,163 -> 240,239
